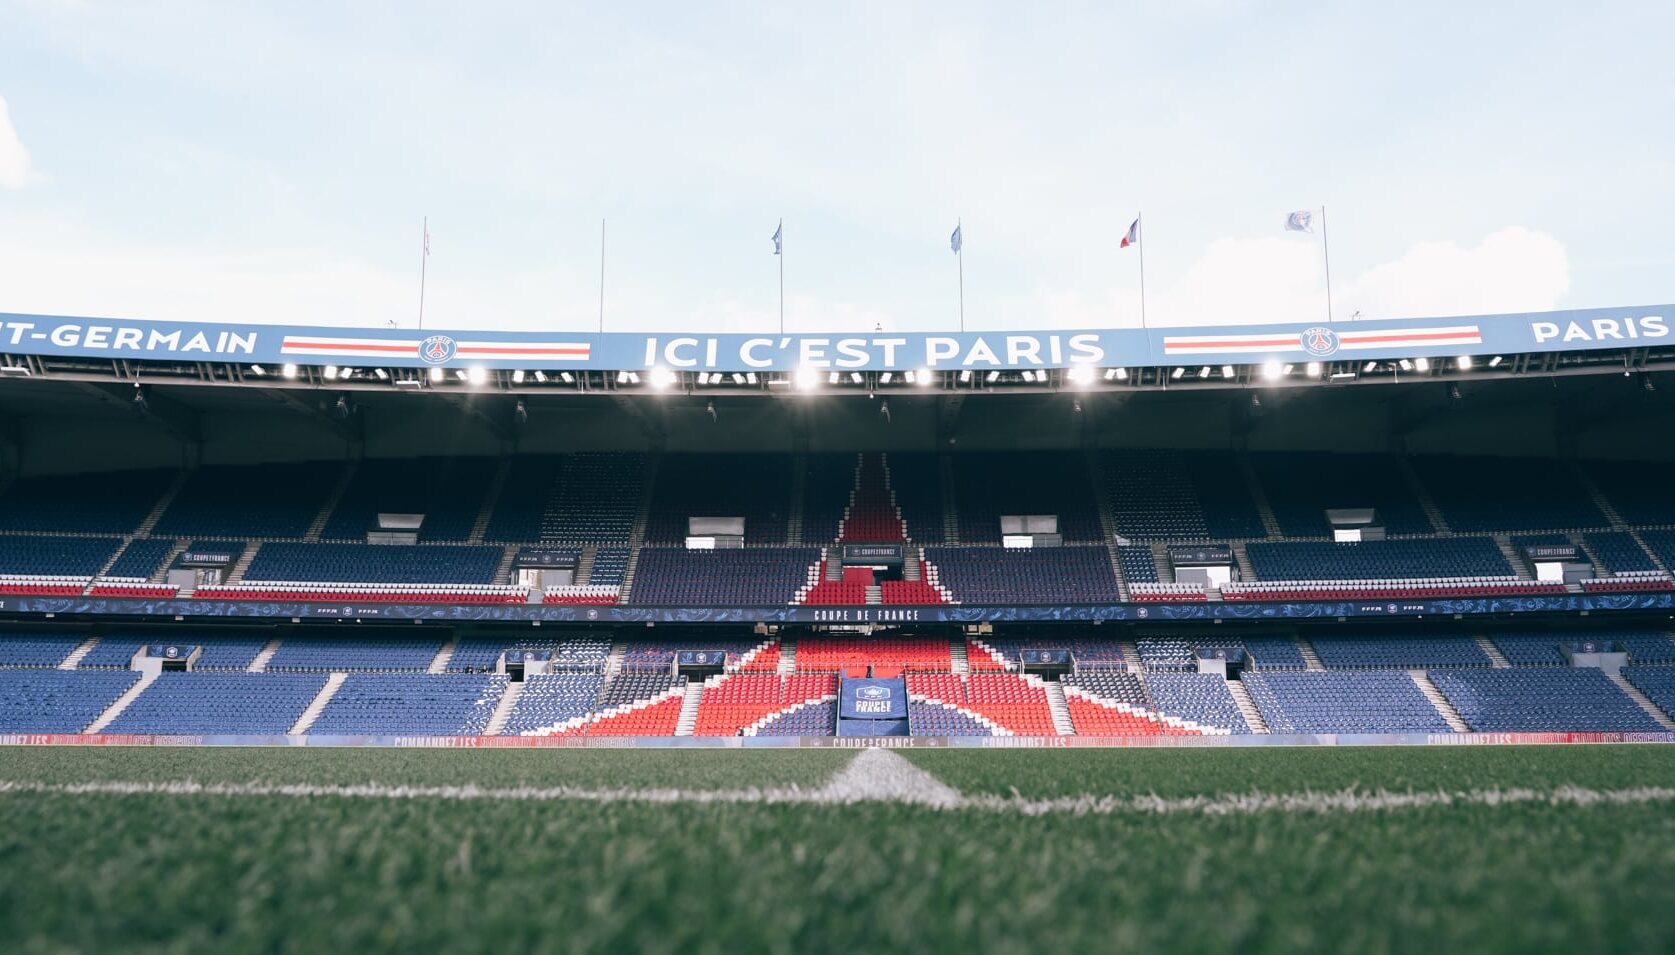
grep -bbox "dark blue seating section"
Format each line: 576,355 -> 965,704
645,454 -> 792,546
1584,532 -> 1658,574
801,453 -> 859,545
1140,635 -> 1307,671
447,634 -> 610,672
1489,633 -> 1569,667
1412,455 -> 1605,532
1308,635 -> 1490,669
502,674 -> 604,734
599,671 -> 682,708
1246,537 -> 1512,580
1253,453 -> 1433,536
485,453 -> 647,544
1100,450 -> 1264,541
755,701 -> 837,736
107,673 -> 325,734
587,548 -> 630,587
0,669 -> 138,732
1635,531 -> 1675,576
1583,459 -> 1674,526
1116,545 -> 1158,584
1624,668 -> 1675,722
79,633 -> 270,671
0,469 -> 174,534
909,700 -> 996,736
309,674 -> 504,735
950,452 -> 1102,544
0,534 -> 121,577
1064,670 -> 1151,705
619,637 -> 763,668
105,538 -> 175,579
980,635 -> 1127,667
1243,671 -> 1452,733
1431,669 -> 1661,732
322,457 -> 498,542
265,635 -> 442,672
0,630 -> 83,667
923,546 -> 1121,604
243,542 -> 502,584
886,453 -> 946,544
154,463 -> 343,538
1144,673 -> 1249,731
628,547 -> 818,605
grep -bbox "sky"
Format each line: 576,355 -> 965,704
0,1 -> 1671,334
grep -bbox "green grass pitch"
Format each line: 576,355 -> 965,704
3,744 -> 1674,953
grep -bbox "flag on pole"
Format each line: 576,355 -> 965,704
1285,210 -> 1314,233
950,224 -> 962,253
771,220 -> 783,255
1120,217 -> 1140,248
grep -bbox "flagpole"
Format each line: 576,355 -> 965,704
778,218 -> 784,334
598,218 -> 606,333
956,217 -> 965,332
1137,212 -> 1148,330
418,216 -> 428,330
1320,205 -> 1334,323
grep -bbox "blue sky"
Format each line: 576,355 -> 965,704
0,1 -> 1671,332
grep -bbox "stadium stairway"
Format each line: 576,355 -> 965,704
949,639 -> 969,674
574,545 -> 597,586
1086,453 -> 1130,600
785,454 -> 806,545
305,463 -> 356,542
675,682 -> 703,736
84,670 -> 159,733
59,635 -> 100,669
778,638 -> 797,674
1401,457 -> 1454,535
1604,671 -> 1675,730
427,637 -> 458,674
1475,636 -> 1512,668
1043,680 -> 1074,735
467,459 -> 512,544
938,455 -> 959,544
1493,535 -> 1533,579
1295,637 -> 1326,671
1237,453 -> 1284,539
1225,679 -> 1270,733
1118,637 -> 1143,674
247,637 -> 283,673
147,540 -> 190,585
484,680 -> 524,736
289,672 -> 347,734
1410,671 -> 1471,732
492,544 -> 520,585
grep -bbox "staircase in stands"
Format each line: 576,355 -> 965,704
1569,460 -> 1675,575
135,468 -> 192,538
289,673 -> 347,734
1224,678 -> 1270,733
305,462 -> 358,541
1605,671 -> 1675,730
778,638 -> 797,674
1410,670 -> 1471,732
616,455 -> 659,603
938,454 -> 960,544
1237,452 -> 1284,538
949,638 -> 969,675
674,682 -> 704,736
1475,635 -> 1511,668
1086,452 -> 1130,599
1400,456 -> 1453,535
492,544 -> 521,585
227,543 -> 262,583
428,637 -> 458,674
1295,636 -> 1325,671
574,544 -> 597,586
1042,680 -> 1075,735
147,540 -> 190,585
485,680 -> 524,736
59,636 -> 100,670
468,458 -> 513,544
247,637 -> 283,673
84,671 -> 159,733
1118,637 -> 1142,674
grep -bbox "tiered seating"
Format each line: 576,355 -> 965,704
88,581 -> 180,599
1099,450 -> 1265,540
1488,632 -> 1570,667
587,548 -> 631,587
1136,635 -> 1306,671
801,453 -> 861,544
1116,545 -> 1159,583
103,538 -> 177,580
1623,668 -> 1675,723
1585,459 -> 1675,525
1412,455 -> 1605,531
1063,669 -> 1205,736
618,637 -> 766,669
196,583 -> 524,604
0,630 -> 85,667
1136,637 -> 1194,670
976,634 -> 1128,668
264,635 -> 442,672
880,580 -> 947,604
154,463 -> 343,538
1252,453 -> 1433,536
1224,578 -> 1564,600
752,700 -> 837,736
0,468 -> 175,533
77,633 -> 270,671
964,673 -> 1057,735
1129,581 -> 1208,601
922,546 -> 1121,604
644,454 -> 793,546
321,457 -> 498,542
906,672 -> 967,703
241,543 -> 503,584
909,701 -> 999,736
541,585 -> 620,605
796,637 -> 951,674
579,672 -> 686,736
950,452 -> 1102,544
1308,635 -> 1490,669
694,673 -> 837,736
1580,573 -> 1673,593
1230,636 -> 1309,670
106,673 -> 325,734
599,671 -> 682,709
1430,669 -> 1661,732
1064,670 -> 1149,705
883,453 -> 945,544
485,453 -> 649,544
797,562 -> 869,605
1486,630 -> 1674,665
446,633 -> 611,673
309,674 -> 505,735
1635,531 -> 1675,575
1242,672 -> 1452,733
0,535 -> 121,578
502,674 -> 604,735
1245,537 -> 1514,581
1142,673 -> 1249,732
837,453 -> 907,542
0,669 -> 139,732
628,547 -> 818,605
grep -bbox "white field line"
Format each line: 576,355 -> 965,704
1,749 -> 1673,816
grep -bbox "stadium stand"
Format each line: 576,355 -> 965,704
796,636 -> 950,674
950,452 -> 1102,544
263,634 -> 443,672
1623,668 -> 1675,723
1142,673 -> 1250,733
883,453 -> 945,544
1245,537 -> 1513,581
1410,455 -> 1606,532
1308,635 -> 1491,670
241,542 -> 503,584
1242,671 -> 1453,734
1099,450 -> 1265,540
320,456 -> 499,542
909,700 -> 1001,736
308,674 -> 505,735
0,534 -> 121,578
0,468 -> 175,534
0,669 -> 140,732
153,462 -> 343,538
644,453 -> 792,546
1581,459 -> 1675,526
628,547 -> 819,605
446,633 -> 611,673
922,546 -> 1121,604
502,674 -> 605,735
1251,452 -> 1433,537
77,633 -> 271,671
752,700 -> 837,736
485,453 -> 647,544
0,630 -> 86,667
102,538 -> 177,580
1430,669 -> 1662,732
106,672 -> 326,734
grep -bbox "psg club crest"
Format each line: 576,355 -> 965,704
857,685 -> 892,701
1299,326 -> 1339,357
418,335 -> 458,364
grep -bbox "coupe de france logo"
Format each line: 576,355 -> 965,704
1299,326 -> 1339,357
165,646 -> 179,659
857,685 -> 891,701
419,335 -> 458,364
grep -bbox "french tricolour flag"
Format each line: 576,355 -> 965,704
1120,218 -> 1140,248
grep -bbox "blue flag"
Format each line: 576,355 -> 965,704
950,224 -> 962,254
772,221 -> 783,255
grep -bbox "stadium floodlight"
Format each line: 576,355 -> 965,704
560,371 -> 574,383
455,369 -> 470,382
879,372 -> 893,384
467,366 -> 488,386
323,365 -> 339,381
794,365 -> 821,390
616,370 -> 630,384
1260,360 -> 1283,381
1414,357 -> 1430,372
374,368 -> 389,380
1364,361 -> 1379,372
1399,359 -> 1413,371
1283,364 -> 1294,375
732,372 -> 746,385
248,365 -> 266,376
827,371 -> 841,385
626,371 -> 640,384
1198,366 -> 1211,379
649,366 -> 677,390
1488,356 -> 1503,368
282,363 -> 299,379
745,372 -> 757,385
695,371 -> 709,385
1171,367 -> 1185,380
850,371 -> 864,384
1067,363 -> 1095,386
985,370 -> 1001,383
532,370 -> 547,383
1115,367 -> 1129,380
1330,371 -> 1356,380
428,366 -> 444,383
1221,365 -> 1236,379
916,369 -> 933,387
1456,355 -> 1472,370
1306,361 -> 1322,378
511,369 -> 525,383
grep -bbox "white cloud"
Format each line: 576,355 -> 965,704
1340,227 -> 1570,319
0,96 -> 34,188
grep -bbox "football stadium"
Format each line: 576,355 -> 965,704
2,309 -> 1675,949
